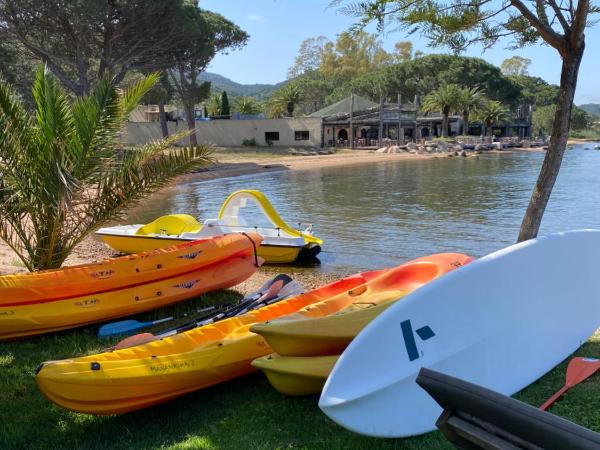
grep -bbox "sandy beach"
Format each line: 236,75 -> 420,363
184,148 -> 440,182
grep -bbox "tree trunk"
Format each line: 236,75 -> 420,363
185,103 -> 198,147
442,111 -> 449,138
517,45 -> 584,242
463,111 -> 469,136
158,100 -> 169,138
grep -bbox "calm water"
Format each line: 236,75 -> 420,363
126,145 -> 600,273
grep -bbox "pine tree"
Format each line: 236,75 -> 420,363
220,91 -> 230,115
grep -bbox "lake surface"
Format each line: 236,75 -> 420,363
127,145 -> 600,273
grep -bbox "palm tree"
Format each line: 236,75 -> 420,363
474,100 -> 511,136
266,99 -> 287,119
205,93 -> 222,117
0,67 -> 212,271
233,96 -> 262,115
271,84 -> 303,117
456,87 -> 486,136
420,84 -> 462,138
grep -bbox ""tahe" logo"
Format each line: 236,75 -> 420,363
400,319 -> 435,361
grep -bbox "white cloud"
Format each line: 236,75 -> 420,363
247,13 -> 265,22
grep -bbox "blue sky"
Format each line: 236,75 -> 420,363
202,0 -> 599,104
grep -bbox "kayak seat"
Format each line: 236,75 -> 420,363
136,214 -> 201,236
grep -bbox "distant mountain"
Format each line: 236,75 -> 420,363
197,72 -> 287,100
579,103 -> 600,116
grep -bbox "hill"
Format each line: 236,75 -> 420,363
579,103 -> 600,116
198,72 -> 286,100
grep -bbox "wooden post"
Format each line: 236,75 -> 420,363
414,94 -> 420,142
320,121 -> 325,148
397,92 -> 403,145
350,93 -> 355,149
378,94 -> 384,147
332,126 -> 335,147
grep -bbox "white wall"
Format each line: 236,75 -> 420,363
121,117 -> 323,147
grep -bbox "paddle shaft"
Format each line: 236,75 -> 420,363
154,276 -> 289,336
112,275 -> 300,349
539,385 -> 571,411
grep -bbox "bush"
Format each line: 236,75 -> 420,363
266,139 -> 274,147
569,129 -> 600,139
242,138 -> 257,146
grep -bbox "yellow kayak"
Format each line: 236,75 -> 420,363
36,268 -> 385,414
252,354 -> 338,396
250,253 -> 473,357
96,190 -> 323,264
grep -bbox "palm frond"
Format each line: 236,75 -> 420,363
0,78 -> 33,172
120,72 -> 160,118
31,66 -> 76,146
63,145 -> 213,251
0,66 -> 213,270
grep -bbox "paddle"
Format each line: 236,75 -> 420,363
231,279 -> 285,316
231,279 -> 305,316
98,305 -> 218,338
113,275 -> 295,350
539,357 -> 600,411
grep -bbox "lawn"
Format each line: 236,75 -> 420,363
1,288 -> 600,450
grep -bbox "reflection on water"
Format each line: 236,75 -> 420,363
126,146 -> 600,272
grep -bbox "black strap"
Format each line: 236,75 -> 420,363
241,232 -> 260,267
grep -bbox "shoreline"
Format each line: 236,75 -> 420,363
183,146 -> 549,183
0,145 -> 570,275
187,149 -> 437,182
567,138 -> 600,144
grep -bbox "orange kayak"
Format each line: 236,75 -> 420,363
250,253 -> 473,356
0,233 -> 261,306
0,254 -> 261,340
36,255 -> 467,415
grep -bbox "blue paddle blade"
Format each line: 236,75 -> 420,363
98,319 -> 150,338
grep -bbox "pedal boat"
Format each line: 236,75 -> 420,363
96,190 -> 323,264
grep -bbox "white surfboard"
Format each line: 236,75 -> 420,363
319,230 -> 600,438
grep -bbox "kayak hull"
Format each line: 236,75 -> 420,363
98,234 -> 307,264
36,269 -> 394,414
0,233 -> 259,305
252,354 -> 338,396
37,334 -> 267,415
251,254 -> 473,357
0,254 -> 260,339
98,233 -> 187,255
252,303 -> 394,357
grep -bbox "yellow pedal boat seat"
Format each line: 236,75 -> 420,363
136,214 -> 201,236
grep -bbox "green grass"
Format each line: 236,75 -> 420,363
1,290 -> 600,450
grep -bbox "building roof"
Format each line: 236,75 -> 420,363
309,95 -> 377,117
321,103 -> 419,126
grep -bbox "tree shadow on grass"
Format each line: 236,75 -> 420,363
52,372 -> 450,450
0,295 -> 449,450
